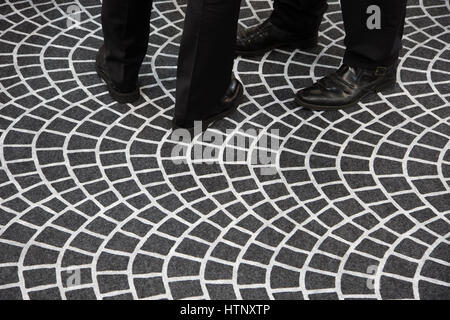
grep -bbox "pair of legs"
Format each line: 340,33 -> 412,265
270,0 -> 408,69
99,0 -> 242,128
238,0 -> 408,110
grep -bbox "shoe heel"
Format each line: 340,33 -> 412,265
375,78 -> 397,93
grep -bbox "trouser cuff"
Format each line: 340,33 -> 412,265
343,52 -> 399,70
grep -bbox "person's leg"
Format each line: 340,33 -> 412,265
271,0 -> 328,34
236,0 -> 327,57
341,0 -> 408,69
174,0 -> 243,129
295,0 -> 408,111
97,0 -> 153,102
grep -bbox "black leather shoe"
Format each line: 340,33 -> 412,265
295,65 -> 397,111
95,46 -> 141,104
172,77 -> 244,132
236,19 -> 318,57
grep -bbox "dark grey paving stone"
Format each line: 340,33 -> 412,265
168,256 -> 200,278
65,288 -> 97,300
134,277 -> 166,298
35,227 -> 71,247
132,254 -> 164,274
70,232 -> 104,253
205,261 -> 233,280
305,272 -> 336,290
239,288 -> 270,300
238,264 -> 266,285
97,252 -> 129,272
141,234 -> 176,255
0,266 -> 19,286
23,245 -> 59,266
175,238 -> 210,258
421,260 -> 450,283
419,280 -> 450,300
341,274 -> 375,295
61,250 -> 93,267
0,287 -> 23,300
270,266 -> 300,289
28,287 -> 62,300
206,284 -> 237,300
169,280 -> 203,300
380,276 -> 414,300
23,268 -> 57,289
97,275 -> 130,294
243,244 -> 275,265
1,222 -> 36,243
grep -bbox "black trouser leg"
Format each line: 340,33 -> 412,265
341,0 -> 408,69
270,0 -> 328,34
101,0 -> 153,91
174,0 -> 242,126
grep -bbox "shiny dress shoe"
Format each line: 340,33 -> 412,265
172,77 -> 244,132
95,46 -> 141,104
236,19 -> 318,57
295,64 -> 397,111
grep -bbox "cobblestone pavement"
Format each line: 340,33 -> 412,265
0,0 -> 449,300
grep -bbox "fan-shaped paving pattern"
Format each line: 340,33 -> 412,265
0,0 -> 449,300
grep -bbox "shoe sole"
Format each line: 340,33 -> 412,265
172,82 -> 244,135
95,62 -> 141,104
294,79 -> 397,111
236,36 -> 318,58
